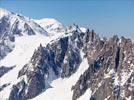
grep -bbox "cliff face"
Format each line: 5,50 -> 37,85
0,9 -> 47,60
8,26 -> 134,100
1,8 -> 134,100
72,35 -> 134,100
9,28 -> 84,99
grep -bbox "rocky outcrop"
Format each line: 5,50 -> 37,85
0,35 -> 15,60
6,24 -> 134,100
0,9 -> 47,60
15,45 -> 47,99
0,16 -> 10,37
9,80 -> 26,100
72,35 -> 134,100
0,83 -> 10,92
9,27 -> 87,99
0,66 -> 15,77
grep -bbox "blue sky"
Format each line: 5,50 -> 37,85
1,0 -> 134,38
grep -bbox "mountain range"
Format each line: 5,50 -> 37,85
0,8 -> 134,100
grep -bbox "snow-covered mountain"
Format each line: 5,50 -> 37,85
0,8 -> 48,36
34,18 -> 65,34
0,8 -> 49,60
0,8 -> 64,97
0,8 -> 134,100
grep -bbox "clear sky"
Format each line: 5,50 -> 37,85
1,0 -> 134,38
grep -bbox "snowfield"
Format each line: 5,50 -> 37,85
0,35 -> 49,98
34,18 -> 65,34
0,8 -> 71,99
0,32 -> 65,99
32,51 -> 91,100
1,8 -> 133,100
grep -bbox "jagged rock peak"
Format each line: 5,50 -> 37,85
72,34 -> 134,100
1,9 -> 133,99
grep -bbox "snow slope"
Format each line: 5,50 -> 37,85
32,51 -> 91,100
0,8 -> 11,19
80,27 -> 87,33
0,35 -> 49,98
34,18 -> 65,34
0,8 -> 48,37
0,10 -> 66,96
0,8 -> 92,100
77,88 -> 92,100
0,32 -> 65,99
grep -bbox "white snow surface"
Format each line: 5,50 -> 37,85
35,18 -> 61,28
0,8 -> 11,18
0,32 -> 65,99
104,95 -> 110,100
0,35 -> 49,98
34,18 -> 65,34
0,8 -> 48,36
120,70 -> 133,86
80,27 -> 87,33
0,8 -> 90,100
77,88 -> 91,100
32,51 -> 90,100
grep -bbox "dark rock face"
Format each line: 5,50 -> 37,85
0,16 -> 10,37
7,25 -> 134,100
0,66 -> 15,77
9,80 -> 26,100
0,83 -> 10,92
9,85 -> 20,100
25,72 -> 45,99
0,16 -> 15,58
72,35 -> 134,100
11,20 -> 22,36
23,23 -> 35,35
115,47 -> 121,71
9,27 -> 87,99
15,45 -> 47,99
72,57 -> 105,100
0,11 -> 47,60
0,42 -> 13,60
0,33 -> 15,60
89,78 -> 113,100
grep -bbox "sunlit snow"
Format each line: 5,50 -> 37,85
0,33 -> 65,99
32,51 -> 90,100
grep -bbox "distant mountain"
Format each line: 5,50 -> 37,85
0,8 -> 48,60
34,18 -> 65,34
0,8 -> 134,100
0,8 -> 48,36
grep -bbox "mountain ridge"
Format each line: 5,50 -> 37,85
0,8 -> 134,100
